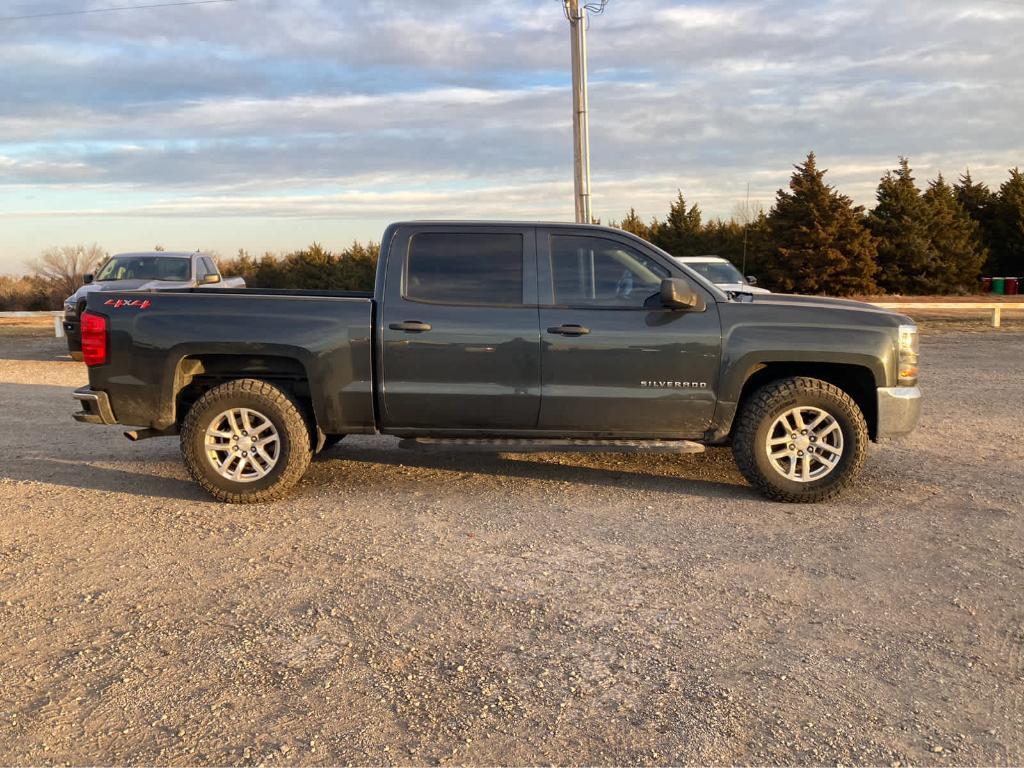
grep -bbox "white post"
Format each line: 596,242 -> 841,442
54,315 -> 65,338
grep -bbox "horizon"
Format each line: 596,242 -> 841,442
1,0 -> 1022,272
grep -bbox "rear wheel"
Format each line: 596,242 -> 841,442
732,376 -> 867,502
180,378 -> 312,503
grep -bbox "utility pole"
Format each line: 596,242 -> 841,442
565,0 -> 593,224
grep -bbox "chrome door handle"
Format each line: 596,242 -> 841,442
389,321 -> 432,332
547,324 -> 590,336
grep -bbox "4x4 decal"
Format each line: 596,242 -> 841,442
104,298 -> 151,309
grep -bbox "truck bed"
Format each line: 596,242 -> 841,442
85,288 -> 375,434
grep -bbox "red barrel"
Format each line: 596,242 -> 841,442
1006,277 -> 1020,295
981,276 -> 993,293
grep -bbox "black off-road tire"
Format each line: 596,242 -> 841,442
732,376 -> 868,503
180,378 -> 312,503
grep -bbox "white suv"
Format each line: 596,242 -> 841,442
675,255 -> 770,294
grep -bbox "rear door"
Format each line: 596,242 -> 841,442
379,225 -> 541,431
536,228 -> 722,438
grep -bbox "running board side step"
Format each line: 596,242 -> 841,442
398,437 -> 705,454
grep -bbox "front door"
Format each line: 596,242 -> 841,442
536,229 -> 722,438
379,226 -> 541,431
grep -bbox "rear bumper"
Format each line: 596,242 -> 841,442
72,386 -> 116,425
876,386 -> 921,438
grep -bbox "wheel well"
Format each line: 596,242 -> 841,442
174,355 -> 316,431
735,362 -> 878,439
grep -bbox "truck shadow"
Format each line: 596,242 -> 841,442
327,444 -> 753,500
0,456 -> 205,501
0,367 -> 749,502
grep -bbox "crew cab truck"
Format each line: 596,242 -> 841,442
63,251 -> 245,359
71,222 -> 922,503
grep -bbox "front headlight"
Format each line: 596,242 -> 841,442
63,301 -> 76,313
898,324 -> 919,386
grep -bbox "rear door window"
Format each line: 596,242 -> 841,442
405,233 -> 524,305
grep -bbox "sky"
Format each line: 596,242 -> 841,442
1,0 -> 1022,272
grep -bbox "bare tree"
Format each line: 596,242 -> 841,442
29,244 -> 107,298
731,198 -> 766,227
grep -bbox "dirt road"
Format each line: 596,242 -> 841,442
1,327 -> 1022,765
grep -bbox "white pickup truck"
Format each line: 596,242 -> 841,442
63,251 -> 245,359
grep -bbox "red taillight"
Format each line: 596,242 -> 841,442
81,311 -> 108,366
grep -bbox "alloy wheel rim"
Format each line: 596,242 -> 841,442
765,406 -> 844,483
205,407 -> 280,482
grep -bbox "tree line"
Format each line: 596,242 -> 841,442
612,153 -> 1024,296
216,241 -> 380,292
3,151 -> 1022,310
0,241 -> 381,311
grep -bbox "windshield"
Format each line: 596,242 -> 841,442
96,256 -> 191,282
685,261 -> 746,284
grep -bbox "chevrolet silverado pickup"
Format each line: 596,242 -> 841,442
71,222 -> 921,503
63,251 -> 245,359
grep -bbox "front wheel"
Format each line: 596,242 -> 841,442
180,378 -> 312,503
732,377 -> 868,503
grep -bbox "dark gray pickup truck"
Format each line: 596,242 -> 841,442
72,221 -> 921,503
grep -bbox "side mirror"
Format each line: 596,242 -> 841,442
200,273 -> 221,285
746,275 -> 758,286
660,277 -> 705,310
83,273 -> 94,285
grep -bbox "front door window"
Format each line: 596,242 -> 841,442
550,235 -> 668,308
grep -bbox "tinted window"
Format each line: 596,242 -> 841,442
95,256 -> 190,282
550,235 -> 668,307
406,233 -> 524,305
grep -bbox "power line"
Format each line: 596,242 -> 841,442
562,0 -> 608,22
0,0 -> 235,23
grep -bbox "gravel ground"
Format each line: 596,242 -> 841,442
1,327 -> 1022,766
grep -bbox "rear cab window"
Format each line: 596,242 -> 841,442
405,233 -> 525,305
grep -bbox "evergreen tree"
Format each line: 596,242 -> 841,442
612,208 -> 652,240
253,252 -> 286,288
762,152 -> 878,295
337,240 -> 380,291
954,170 -> 995,222
699,218 -> 745,264
990,168 -> 1024,276
743,211 -> 774,282
922,174 -> 987,292
869,157 -> 933,293
954,170 -> 998,274
650,190 -> 704,256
